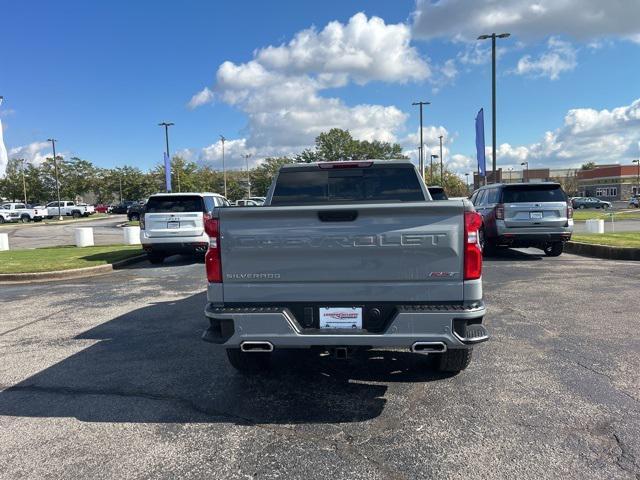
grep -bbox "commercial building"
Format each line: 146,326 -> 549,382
576,164 -> 640,200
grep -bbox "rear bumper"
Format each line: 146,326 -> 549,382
494,223 -> 573,247
141,232 -> 208,254
202,303 -> 488,349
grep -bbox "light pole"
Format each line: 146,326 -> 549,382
521,161 -> 529,182
158,122 -> 174,192
412,101 -> 430,179
431,154 -> 439,183
219,135 -> 227,198
47,138 -> 63,220
478,32 -> 510,182
417,146 -> 423,180
465,173 -> 470,192
508,167 -> 513,183
119,173 -> 123,203
438,135 -> 444,181
243,153 -> 252,197
633,159 -> 640,196
21,159 -> 27,204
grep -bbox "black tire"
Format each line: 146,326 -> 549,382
129,213 -> 140,221
20,215 -> 30,223
579,205 -> 586,209
226,348 -> 272,373
72,211 -> 81,219
0,217 -> 4,224
46,216 -> 53,220
147,253 -> 165,264
544,242 -> 564,257
437,348 -> 473,373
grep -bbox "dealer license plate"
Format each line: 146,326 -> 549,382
319,307 -> 363,329
167,221 -> 180,229
530,211 -> 543,219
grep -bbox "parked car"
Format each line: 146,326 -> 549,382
46,201 -> 96,219
126,202 -> 145,221
94,204 -> 112,214
248,196 -> 266,205
110,201 -> 137,215
140,193 -> 229,264
202,160 -> 488,373
234,199 -> 261,207
628,195 -> 640,208
571,197 -> 612,209
427,186 -> 448,200
470,182 -> 573,256
0,202 -> 47,223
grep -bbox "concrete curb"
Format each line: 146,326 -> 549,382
565,241 -> 640,261
0,215 -> 120,230
0,254 -> 148,283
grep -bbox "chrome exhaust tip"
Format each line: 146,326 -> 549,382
410,342 -> 447,354
240,341 -> 274,353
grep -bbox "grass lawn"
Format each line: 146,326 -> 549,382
572,233 -> 640,248
127,220 -> 140,226
0,245 -> 143,274
573,210 -> 640,222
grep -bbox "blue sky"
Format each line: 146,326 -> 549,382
2,0 -> 640,175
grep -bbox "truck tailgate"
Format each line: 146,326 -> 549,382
218,202 -> 464,303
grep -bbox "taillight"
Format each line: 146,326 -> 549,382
464,211 -> 483,280
204,217 -> 222,282
567,204 -> 573,218
139,214 -> 145,230
495,203 -> 504,220
318,161 -> 373,169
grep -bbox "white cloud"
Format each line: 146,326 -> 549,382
187,87 -> 214,109
513,37 -> 577,80
8,141 -> 53,166
412,0 -> 640,42
191,13 -> 429,158
488,98 -> 640,169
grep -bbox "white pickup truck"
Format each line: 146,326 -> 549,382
46,201 -> 96,219
0,202 -> 48,223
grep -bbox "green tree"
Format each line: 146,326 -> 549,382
0,158 -> 24,201
250,157 -> 296,196
58,157 -> 97,200
296,128 -> 407,162
581,162 -> 596,170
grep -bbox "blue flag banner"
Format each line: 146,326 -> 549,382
475,108 -> 486,177
164,152 -> 172,192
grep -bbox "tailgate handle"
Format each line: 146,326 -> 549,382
318,210 -> 358,222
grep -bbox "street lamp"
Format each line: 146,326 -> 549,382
521,161 -> 529,182
243,153 -> 252,197
508,167 -> 513,183
21,158 -> 28,204
438,135 -> 444,182
478,32 -> 510,182
47,138 -> 63,220
219,135 -> 228,198
633,159 -> 640,196
412,101 -> 430,179
465,173 -> 470,192
431,154 -> 439,184
158,122 -> 174,192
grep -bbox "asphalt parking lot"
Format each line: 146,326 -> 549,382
1,215 -> 127,249
0,251 -> 638,479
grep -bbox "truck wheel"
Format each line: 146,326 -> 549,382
544,242 -> 564,257
147,253 -> 165,264
72,211 -> 81,219
0,217 -> 4,224
20,215 -> 30,223
437,348 -> 473,373
226,348 -> 271,373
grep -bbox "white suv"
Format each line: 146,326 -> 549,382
140,193 -> 229,264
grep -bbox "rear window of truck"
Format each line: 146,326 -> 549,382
271,166 -> 425,205
145,195 -> 204,213
501,185 -> 567,203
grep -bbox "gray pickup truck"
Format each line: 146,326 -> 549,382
202,160 -> 488,373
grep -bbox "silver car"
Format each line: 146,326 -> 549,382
470,182 -> 573,256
